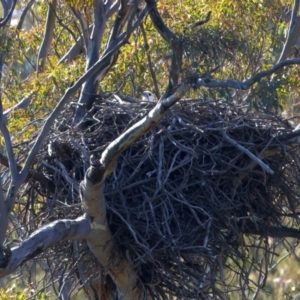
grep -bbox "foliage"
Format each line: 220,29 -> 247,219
1,0 -> 298,142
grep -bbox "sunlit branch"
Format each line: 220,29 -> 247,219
104,0 -> 120,19
97,85 -> 186,178
0,217 -> 91,276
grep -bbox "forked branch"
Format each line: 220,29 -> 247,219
195,58 -> 300,90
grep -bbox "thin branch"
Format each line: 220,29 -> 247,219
185,11 -> 211,28
0,124 -> 18,182
37,0 -> 57,73
140,23 -> 160,99
0,0 -> 17,28
0,175 -> 8,263
17,0 -> 35,31
279,128 -> 299,141
221,130 -> 274,175
70,8 -> 89,51
147,0 -> 183,94
104,0 -> 120,19
242,221 -> 300,239
3,92 -> 36,123
195,58 -> 300,90
277,0 -> 300,63
58,25 -> 93,64
146,0 -> 177,44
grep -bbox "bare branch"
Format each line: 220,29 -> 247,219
0,0 -> 9,17
17,0 -> 35,31
104,0 -> 120,19
185,10 -> 211,28
59,0 -> 120,66
140,23 -> 160,98
0,0 -> 17,28
0,217 -> 91,276
0,175 -> 8,264
70,9 -> 89,52
0,153 -> 55,191
37,0 -> 57,73
0,94 -> 18,185
195,58 -> 300,90
58,26 -> 92,64
71,0 -> 109,126
96,85 -> 186,178
0,125 -> 18,182
88,1 -> 106,69
73,2 -> 153,125
275,123 -> 300,143
146,0 -> 176,44
20,6 -> 152,190
242,221 -> 300,239
221,131 -> 274,175
81,166 -> 143,299
3,92 -> 36,123
0,117 -> 21,253
146,0 -> 183,94
277,0 -> 300,62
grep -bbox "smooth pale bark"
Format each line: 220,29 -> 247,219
195,58 -> 300,89
0,217 -> 91,276
72,0 -> 107,125
80,173 -> 142,299
59,1 -> 120,64
37,0 -> 57,73
277,0 -> 300,63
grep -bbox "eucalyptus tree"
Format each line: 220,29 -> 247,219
1,0 -> 300,299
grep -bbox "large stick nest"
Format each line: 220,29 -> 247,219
12,98 -> 300,299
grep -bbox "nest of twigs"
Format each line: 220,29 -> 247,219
15,98 -> 300,299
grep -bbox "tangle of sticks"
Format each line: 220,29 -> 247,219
10,98 -> 300,299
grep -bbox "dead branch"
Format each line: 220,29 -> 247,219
37,0 -> 57,73
195,58 -> 300,90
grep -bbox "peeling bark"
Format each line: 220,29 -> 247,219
80,169 -> 142,299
